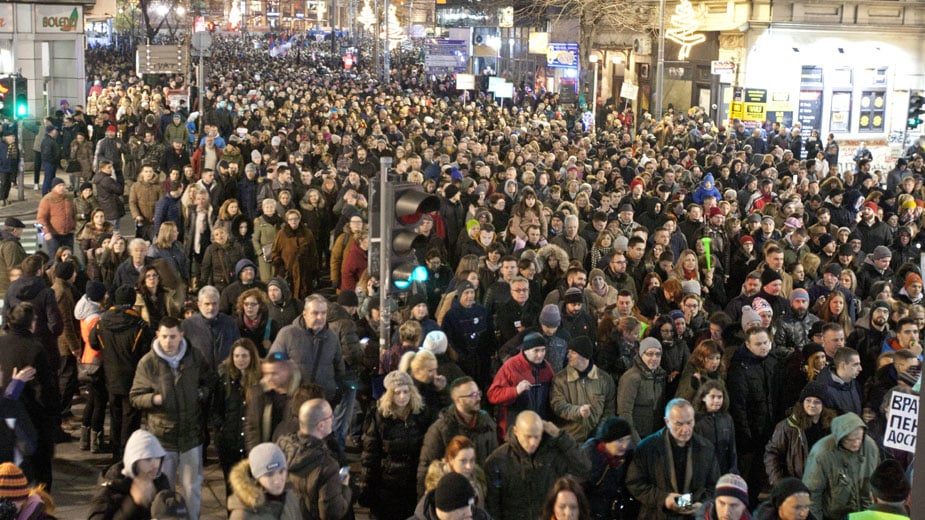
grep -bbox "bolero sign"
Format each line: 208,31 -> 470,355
35,5 -> 83,33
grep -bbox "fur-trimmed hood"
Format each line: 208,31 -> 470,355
229,459 -> 266,510
227,459 -> 301,519
537,243 -> 569,275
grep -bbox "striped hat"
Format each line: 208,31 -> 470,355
0,463 -> 29,501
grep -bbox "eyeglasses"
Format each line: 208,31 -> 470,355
456,391 -> 482,400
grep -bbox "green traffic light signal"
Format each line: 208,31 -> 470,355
14,96 -> 26,118
13,77 -> 26,119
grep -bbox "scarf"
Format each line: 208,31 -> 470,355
152,338 -> 187,371
663,431 -> 693,493
244,315 -> 262,330
595,441 -> 627,468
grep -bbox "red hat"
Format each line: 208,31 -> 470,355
630,179 -> 645,191
106,125 -> 117,133
709,206 -> 724,218
864,201 -> 879,212
740,235 -> 755,246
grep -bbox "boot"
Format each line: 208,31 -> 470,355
80,426 -> 90,451
91,430 -> 102,454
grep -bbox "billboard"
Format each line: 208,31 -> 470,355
424,39 -> 468,74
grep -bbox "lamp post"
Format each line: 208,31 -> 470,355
589,53 -> 599,133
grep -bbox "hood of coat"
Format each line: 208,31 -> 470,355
229,459 -> 268,510
277,433 -> 328,474
12,275 -> 48,301
268,277 -> 292,302
830,412 -> 866,445
74,294 -> 102,321
122,429 -> 167,479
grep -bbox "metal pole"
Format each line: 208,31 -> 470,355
656,0 -> 666,119
198,52 -> 204,118
378,157 -> 392,353
383,0 -> 390,83
591,60 -> 598,133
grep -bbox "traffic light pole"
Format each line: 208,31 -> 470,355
378,157 -> 393,352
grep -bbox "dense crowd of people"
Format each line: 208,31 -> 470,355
1,31 -> 924,520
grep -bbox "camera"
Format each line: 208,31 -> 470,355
675,493 -> 693,509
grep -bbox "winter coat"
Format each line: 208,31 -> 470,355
244,371 -> 301,450
340,240 -> 368,294
764,413 -> 833,486
778,311 -> 820,354
153,194 -> 184,242
726,347 -> 778,454
267,278 -> 300,327
5,275 -> 64,359
277,432 -> 352,520
487,352 -> 554,438
694,411 -> 738,475
802,413 -> 880,520
93,171 -> 125,220
581,438 -> 636,520
616,357 -> 666,442
227,459 -> 301,520
271,224 -> 319,300
212,364 -> 249,464
128,178 -> 163,224
52,279 -> 80,357
423,460 -> 487,507
269,319 -> 345,403
855,258 -> 893,301
854,219 -> 892,255
88,462 -> 171,520
325,303 -> 364,371
201,241 -> 245,293
417,405 -> 498,496
625,427 -> 720,520
484,429 -> 591,520
552,362 -> 617,442
36,190 -> 77,236
90,306 -> 155,395
0,327 -> 60,442
441,298 -> 491,378
70,139 -> 94,179
360,408 -> 429,520
181,312 -> 241,369
409,489 -> 492,520
0,231 -> 27,295
253,214 -> 282,282
815,366 -> 862,416
129,339 -> 214,452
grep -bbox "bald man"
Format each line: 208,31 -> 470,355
484,411 -> 590,520
278,399 -> 351,520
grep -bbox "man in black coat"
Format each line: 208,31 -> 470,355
5,255 -> 64,372
494,276 -> 540,346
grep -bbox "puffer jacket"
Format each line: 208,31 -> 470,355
551,362 -> 617,442
778,311 -> 820,353
90,306 -> 155,395
487,351 -> 554,438
484,429 -> 591,520
269,318 -> 345,403
227,459 -> 301,520
803,413 -> 880,520
277,432 -> 352,520
416,405 -> 498,496
359,408 -> 429,518
129,339 -> 214,452
616,356 -> 667,442
694,410 -> 738,475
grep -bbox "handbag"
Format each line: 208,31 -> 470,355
77,360 -> 101,383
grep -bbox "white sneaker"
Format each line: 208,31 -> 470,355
32,183 -> 38,191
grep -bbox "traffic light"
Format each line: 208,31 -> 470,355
13,76 -> 26,119
908,93 -> 924,129
389,183 -> 440,291
0,77 -> 10,120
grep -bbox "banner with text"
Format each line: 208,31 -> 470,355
424,39 -> 468,74
883,391 -> 918,453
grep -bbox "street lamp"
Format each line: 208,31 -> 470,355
589,53 -> 599,133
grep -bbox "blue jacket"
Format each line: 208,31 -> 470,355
153,193 -> 184,240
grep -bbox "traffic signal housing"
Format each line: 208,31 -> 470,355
908,93 -> 924,129
0,76 -> 27,120
389,183 -> 440,291
0,77 -> 11,120
13,76 -> 26,119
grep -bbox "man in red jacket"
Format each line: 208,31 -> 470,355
487,332 -> 555,441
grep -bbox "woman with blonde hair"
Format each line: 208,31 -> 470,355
424,435 -> 487,506
215,199 -> 243,236
670,249 -> 701,282
147,221 -> 188,280
359,370 -> 428,520
816,290 -> 853,335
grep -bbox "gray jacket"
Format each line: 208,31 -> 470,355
269,317 -> 345,403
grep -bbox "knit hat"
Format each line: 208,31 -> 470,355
249,442 -> 287,479
708,206 -> 723,218
55,261 -> 75,280
465,219 -> 479,233
383,370 -> 413,391
808,321 -> 826,339
434,472 -> 476,512
668,310 -> 685,321
739,235 -> 755,246
751,297 -> 771,315
629,179 -> 644,191
715,473 -> 749,507
864,201 -> 879,213
86,281 -> 107,303
680,280 -> 701,296
639,337 -> 662,354
871,300 -> 892,315
872,245 -> 893,260
522,332 -> 547,351
406,293 -> 427,309
422,331 -> 448,355
50,177 -> 65,188
784,217 -> 803,229
564,287 -> 584,304
905,272 -> 923,289
540,304 -> 561,327
838,243 -> 855,256
588,268 -> 605,282
0,463 -> 29,502
869,459 -> 910,502
151,490 -> 189,519
769,478 -> 810,509
337,290 -> 359,307
568,336 -> 594,360
444,184 -> 459,199
761,269 -> 781,286
802,342 -> 825,360
799,381 -> 827,403
790,288 -> 809,302
741,306 -> 761,329
597,417 -> 633,442
106,125 -> 117,133
825,263 -> 843,277
817,233 -> 835,249
114,284 -> 136,306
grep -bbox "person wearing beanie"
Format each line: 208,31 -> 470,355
741,305 -> 762,332
52,258 -> 81,420
218,258 -> 268,316
696,473 -> 750,520
88,429 -> 172,519
580,417 -> 638,519
616,336 -> 667,443
765,380 -> 836,488
227,442 -> 300,519
358,368 -> 430,520
897,271 -> 923,305
266,278 -> 300,327
551,336 -> 616,440
533,303 -> 570,372
802,412 -> 880,520
411,471 -> 490,520
487,331 -> 555,438
856,245 -> 893,300
777,287 -> 821,354
853,459 -> 911,518
753,477 -> 813,520
442,278 -> 492,388
483,410 -> 590,520
559,284 -> 597,349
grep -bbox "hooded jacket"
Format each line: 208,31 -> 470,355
409,489 -> 492,520
802,413 -> 879,520
5,275 -> 64,351
227,459 -> 301,520
616,355 -> 667,442
488,351 -> 555,438
0,228 -> 26,295
277,432 -> 352,520
267,278 -> 300,326
90,305 -> 155,394
691,174 -> 722,205
88,429 -> 171,520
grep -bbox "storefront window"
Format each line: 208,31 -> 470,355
830,90 -> 852,133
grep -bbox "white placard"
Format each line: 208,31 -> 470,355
488,76 -> 504,93
620,82 -> 638,100
883,391 -> 918,453
456,73 -> 475,91
495,81 -> 514,99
